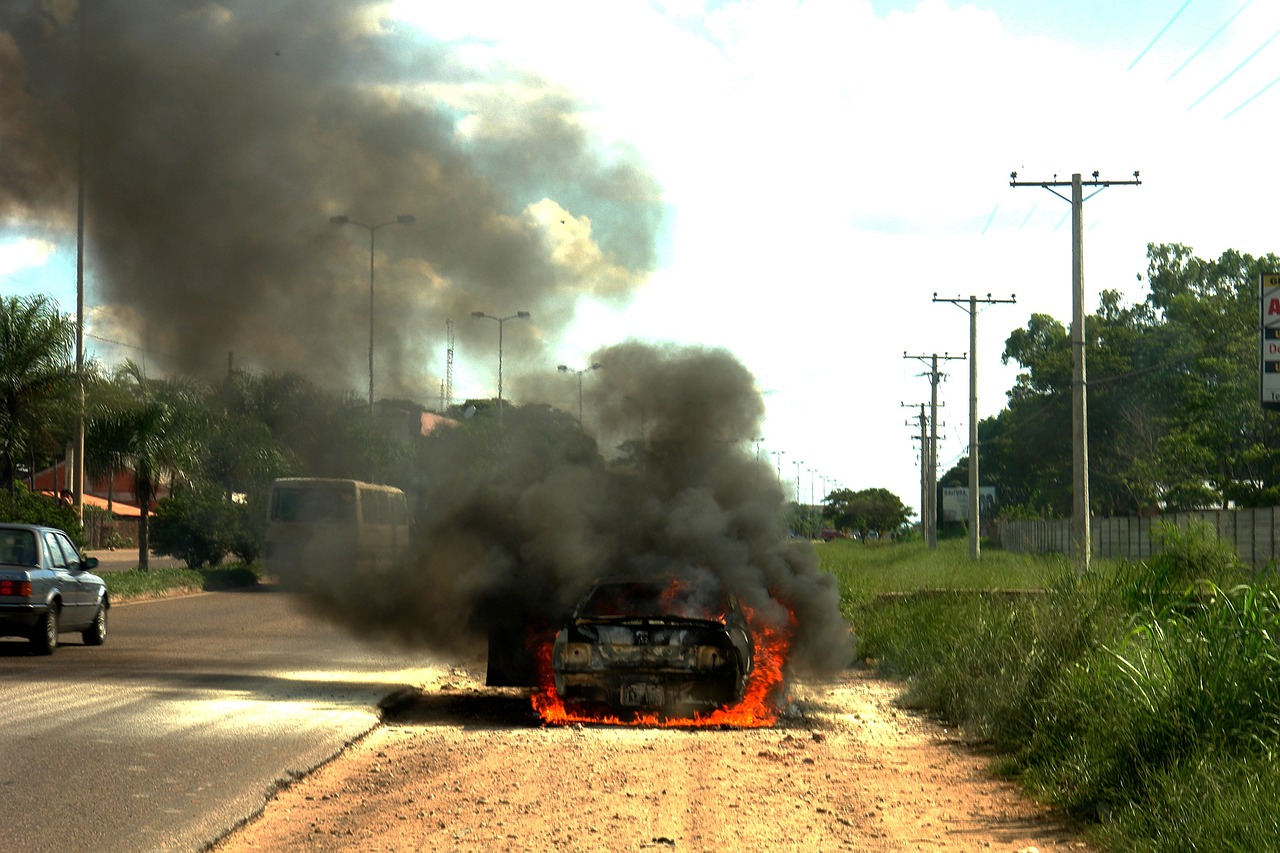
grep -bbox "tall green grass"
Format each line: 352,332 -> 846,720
824,524 -> 1280,852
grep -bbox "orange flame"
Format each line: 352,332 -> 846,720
531,599 -> 795,729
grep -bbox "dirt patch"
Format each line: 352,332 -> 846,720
214,667 -> 1097,852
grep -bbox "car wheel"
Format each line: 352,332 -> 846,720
31,605 -> 59,655
82,604 -> 107,646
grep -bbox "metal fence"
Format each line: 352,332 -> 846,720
996,506 -> 1280,570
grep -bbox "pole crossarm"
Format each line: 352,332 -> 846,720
1010,171 -> 1141,203
932,293 -> 1017,311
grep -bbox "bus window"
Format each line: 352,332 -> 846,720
363,489 -> 390,525
271,484 -> 355,523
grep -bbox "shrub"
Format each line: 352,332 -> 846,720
0,483 -> 87,546
151,486 -> 238,568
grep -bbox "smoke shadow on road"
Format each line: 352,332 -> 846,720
379,686 -> 543,730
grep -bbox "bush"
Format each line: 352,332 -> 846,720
151,487 -> 239,568
0,483 -> 87,546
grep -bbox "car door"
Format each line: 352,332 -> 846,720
57,531 -> 97,630
42,531 -> 86,629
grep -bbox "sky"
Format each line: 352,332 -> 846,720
2,0 -> 1279,515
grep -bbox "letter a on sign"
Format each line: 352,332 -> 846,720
1270,298 -> 1280,316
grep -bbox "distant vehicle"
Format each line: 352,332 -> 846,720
264,478 -> 410,579
552,575 -> 754,717
818,529 -> 848,540
0,523 -> 108,654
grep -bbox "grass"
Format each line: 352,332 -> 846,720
105,563 -> 262,601
820,527 -> 1280,852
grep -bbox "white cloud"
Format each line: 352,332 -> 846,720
388,0 -> 1280,505
0,238 -> 56,277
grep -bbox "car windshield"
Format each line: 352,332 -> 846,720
576,579 -> 729,622
0,530 -> 37,567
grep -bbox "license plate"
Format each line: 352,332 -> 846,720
621,682 -> 664,708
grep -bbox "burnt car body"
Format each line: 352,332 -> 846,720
552,576 -> 754,716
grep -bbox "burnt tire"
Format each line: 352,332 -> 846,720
31,605 -> 58,655
82,604 -> 107,646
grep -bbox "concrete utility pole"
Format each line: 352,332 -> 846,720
904,353 -> 963,549
933,293 -> 1017,560
1010,170 -> 1140,574
903,402 -> 931,543
73,4 -> 87,518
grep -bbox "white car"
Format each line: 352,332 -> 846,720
0,523 -> 109,654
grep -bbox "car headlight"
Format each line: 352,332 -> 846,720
555,642 -> 595,669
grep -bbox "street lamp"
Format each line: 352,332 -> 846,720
330,213 -> 415,414
558,362 -> 601,427
472,311 -> 530,424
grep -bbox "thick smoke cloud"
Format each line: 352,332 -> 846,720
290,342 -> 852,678
0,0 -> 659,395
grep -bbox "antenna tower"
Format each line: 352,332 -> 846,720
445,318 -> 455,411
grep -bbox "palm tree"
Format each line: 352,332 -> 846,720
0,295 -> 77,494
88,361 -> 201,569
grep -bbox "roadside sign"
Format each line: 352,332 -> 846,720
1262,273 -> 1280,410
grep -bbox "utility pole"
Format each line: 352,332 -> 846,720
933,293 -> 1016,560
72,3 -> 87,518
904,352 -> 963,549
1010,170 -> 1140,574
903,402 -> 930,543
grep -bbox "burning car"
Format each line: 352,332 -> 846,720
551,575 -> 754,718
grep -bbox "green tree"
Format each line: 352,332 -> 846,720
0,295 -> 76,494
978,244 -> 1280,518
220,369 -> 404,486
87,361 -> 202,569
825,487 -> 912,540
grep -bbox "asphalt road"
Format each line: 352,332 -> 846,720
0,585 -> 443,852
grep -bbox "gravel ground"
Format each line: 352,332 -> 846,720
213,666 -> 1098,853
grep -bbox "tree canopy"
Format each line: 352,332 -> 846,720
951,243 -> 1280,518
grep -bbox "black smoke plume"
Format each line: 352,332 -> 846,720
288,342 -> 852,679
1,0 -> 660,395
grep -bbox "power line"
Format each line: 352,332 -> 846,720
1168,0 -> 1253,81
1188,26 -> 1280,110
1130,0 -> 1195,70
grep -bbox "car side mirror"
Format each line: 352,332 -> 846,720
82,556 -> 99,570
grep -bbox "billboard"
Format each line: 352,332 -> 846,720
1261,273 -> 1280,410
940,487 -> 998,523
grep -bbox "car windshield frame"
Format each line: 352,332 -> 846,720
575,579 -> 731,623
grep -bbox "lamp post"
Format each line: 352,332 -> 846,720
558,362 -> 601,427
330,213 -> 415,414
472,311 -> 530,425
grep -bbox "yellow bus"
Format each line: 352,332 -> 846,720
265,478 -> 410,582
